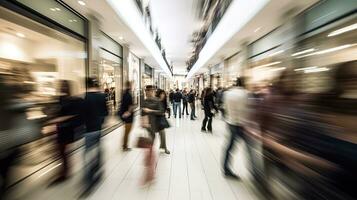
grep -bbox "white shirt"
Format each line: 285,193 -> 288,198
223,87 -> 248,126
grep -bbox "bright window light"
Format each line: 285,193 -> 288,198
186,0 -> 269,79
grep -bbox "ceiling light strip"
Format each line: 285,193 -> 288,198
186,0 -> 269,79
106,0 -> 172,77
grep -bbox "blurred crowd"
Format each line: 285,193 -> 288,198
1,61 -> 357,200
197,60 -> 357,200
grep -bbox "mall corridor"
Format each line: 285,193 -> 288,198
1,0 -> 357,199
6,113 -> 262,200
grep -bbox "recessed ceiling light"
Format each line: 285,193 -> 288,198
254,27 -> 261,33
69,19 -> 73,22
78,0 -> 86,6
119,36 -> 124,40
16,33 -> 25,38
55,8 -> 61,11
50,8 -> 56,11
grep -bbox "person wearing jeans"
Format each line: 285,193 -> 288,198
82,78 -> 108,195
222,78 -> 248,178
172,89 -> 182,118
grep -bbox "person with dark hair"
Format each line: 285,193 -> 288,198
52,80 -> 84,184
188,89 -> 197,120
118,81 -> 134,151
141,85 -> 166,183
201,87 -> 217,133
182,89 -> 189,116
172,89 -> 183,118
222,77 -> 248,178
156,89 -> 170,154
82,77 -> 108,194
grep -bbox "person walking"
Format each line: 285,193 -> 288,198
222,78 -> 248,178
82,77 -> 108,193
188,89 -> 197,120
118,81 -> 134,151
201,88 -> 217,133
168,89 -> 174,118
53,80 -> 84,183
172,89 -> 182,118
156,89 -> 171,154
182,89 -> 189,116
141,85 -> 166,183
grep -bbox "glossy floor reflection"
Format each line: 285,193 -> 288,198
7,111 -> 262,200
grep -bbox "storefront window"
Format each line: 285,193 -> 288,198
99,49 -> 122,112
0,7 -> 86,97
128,52 -> 140,105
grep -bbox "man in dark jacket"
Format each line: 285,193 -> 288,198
118,81 -> 134,151
172,89 -> 182,118
188,89 -> 197,120
82,77 -> 108,193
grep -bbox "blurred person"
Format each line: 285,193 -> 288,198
156,89 -> 171,154
216,87 -> 224,110
201,87 -> 217,133
141,85 -> 166,183
0,69 -> 39,199
82,77 -> 108,195
188,89 -> 197,120
182,89 -> 189,116
222,78 -> 248,178
168,89 -> 174,118
118,81 -> 134,151
172,89 -> 182,118
51,80 -> 85,184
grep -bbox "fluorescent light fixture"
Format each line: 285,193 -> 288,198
106,0 -> 172,77
268,50 -> 284,57
297,44 -> 355,58
16,32 -> 25,38
78,0 -> 86,6
291,48 -> 315,56
270,67 -> 286,72
254,27 -> 261,33
328,23 -> 357,37
186,0 -> 269,79
55,8 -> 61,11
304,67 -> 329,73
254,61 -> 282,69
50,8 -> 56,11
294,66 -> 318,71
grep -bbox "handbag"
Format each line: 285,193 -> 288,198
158,116 -> 170,130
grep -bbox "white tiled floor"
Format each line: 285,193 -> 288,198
7,111 -> 263,200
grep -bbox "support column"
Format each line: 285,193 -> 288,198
88,15 -> 102,79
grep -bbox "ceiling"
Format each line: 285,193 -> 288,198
62,0 -> 162,71
193,0 -> 319,75
149,0 -> 202,75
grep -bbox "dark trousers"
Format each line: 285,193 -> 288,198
201,109 -> 212,131
122,123 -> 133,149
84,130 -> 102,188
190,102 -> 196,119
0,149 -> 19,199
223,124 -> 258,175
182,102 -> 189,115
159,130 -> 167,150
58,143 -> 69,178
223,124 -> 244,172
